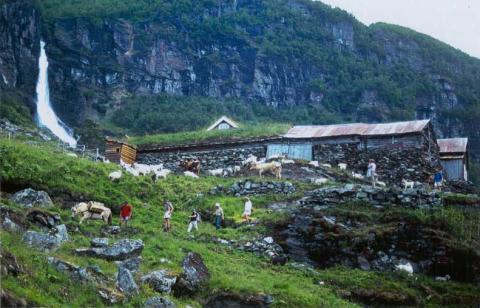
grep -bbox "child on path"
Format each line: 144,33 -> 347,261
119,201 -> 132,226
242,197 -> 253,222
163,200 -> 174,232
366,159 -> 377,187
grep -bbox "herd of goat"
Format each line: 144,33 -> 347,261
106,154 -> 420,191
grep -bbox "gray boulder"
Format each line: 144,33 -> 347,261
116,256 -> 142,273
75,239 -> 144,261
116,267 -> 139,297
91,237 -> 109,247
173,252 -> 210,296
10,188 -> 53,208
54,224 -> 69,242
141,270 -> 177,293
22,230 -> 66,252
144,296 -> 176,308
1,217 -> 21,233
47,257 -> 91,282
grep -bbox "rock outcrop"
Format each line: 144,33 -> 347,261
10,188 -> 53,208
75,239 -> 144,261
144,296 -> 176,308
173,252 -> 210,296
210,180 -> 295,196
116,267 -> 139,297
22,227 -> 69,252
141,270 -> 177,294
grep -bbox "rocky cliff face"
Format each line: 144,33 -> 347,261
0,0 -> 40,110
1,0 -> 479,162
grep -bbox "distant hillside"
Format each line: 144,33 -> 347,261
1,0 -> 479,181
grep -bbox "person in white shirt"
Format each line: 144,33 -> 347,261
242,197 -> 253,222
366,159 -> 377,187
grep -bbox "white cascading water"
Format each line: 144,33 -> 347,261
35,40 -> 77,147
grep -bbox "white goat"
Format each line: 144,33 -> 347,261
242,154 -> 258,166
154,169 -> 171,180
402,179 -> 415,190
208,169 -> 224,177
184,171 -> 199,178
108,170 -> 122,181
281,159 -> 295,164
312,178 -> 328,185
395,262 -> 413,275
338,163 -> 347,170
352,172 -> 365,179
309,161 -> 319,168
321,163 -> 332,168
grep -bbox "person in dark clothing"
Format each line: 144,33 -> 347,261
187,210 -> 199,233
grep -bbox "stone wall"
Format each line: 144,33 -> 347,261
210,180 -> 295,196
313,142 -> 440,184
137,144 -> 266,172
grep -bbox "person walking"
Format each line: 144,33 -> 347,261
366,159 -> 377,187
119,201 -> 132,226
242,197 -> 253,223
434,169 -> 444,191
187,210 -> 199,233
214,203 -> 224,230
163,200 -> 174,232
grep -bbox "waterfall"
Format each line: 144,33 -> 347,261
35,40 -> 77,147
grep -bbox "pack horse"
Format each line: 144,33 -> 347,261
71,201 -> 112,224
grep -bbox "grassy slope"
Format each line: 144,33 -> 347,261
1,137 -> 480,307
129,123 -> 291,147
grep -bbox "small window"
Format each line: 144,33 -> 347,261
116,147 -> 120,153
218,123 -> 230,130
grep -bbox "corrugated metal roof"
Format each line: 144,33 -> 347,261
284,120 -> 430,139
437,138 -> 468,153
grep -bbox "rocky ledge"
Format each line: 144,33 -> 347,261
210,180 -> 295,196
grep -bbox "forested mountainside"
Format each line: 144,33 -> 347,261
1,1 -> 479,162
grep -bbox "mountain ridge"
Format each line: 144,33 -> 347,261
0,0 -> 479,181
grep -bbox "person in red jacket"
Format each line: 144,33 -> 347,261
120,201 -> 132,226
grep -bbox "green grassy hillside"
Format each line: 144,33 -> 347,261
1,137 -> 480,306
129,123 -> 290,147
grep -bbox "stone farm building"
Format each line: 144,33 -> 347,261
137,119 -> 468,185
269,119 -> 441,183
437,138 -> 469,181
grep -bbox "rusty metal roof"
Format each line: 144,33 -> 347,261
437,138 -> 468,153
284,120 -> 430,139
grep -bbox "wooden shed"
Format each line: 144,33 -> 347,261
437,138 -> 468,181
105,137 -> 137,165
